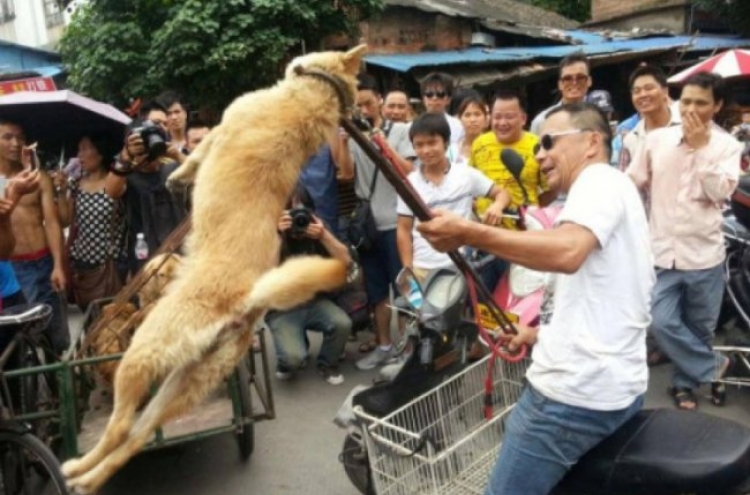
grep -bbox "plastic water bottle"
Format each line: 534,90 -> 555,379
406,278 -> 423,309
135,233 -> 149,260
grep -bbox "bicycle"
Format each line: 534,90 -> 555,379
0,303 -> 67,494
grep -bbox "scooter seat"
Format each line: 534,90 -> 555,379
558,408 -> 750,495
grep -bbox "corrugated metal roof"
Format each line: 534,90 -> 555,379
364,35 -> 750,72
385,0 -> 577,30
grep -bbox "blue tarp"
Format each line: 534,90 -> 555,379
364,34 -> 750,72
0,40 -> 62,78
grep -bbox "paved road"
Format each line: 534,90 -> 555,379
61,308 -> 750,495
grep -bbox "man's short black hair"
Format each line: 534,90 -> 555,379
138,100 -> 167,120
0,118 -> 24,130
682,71 -> 727,104
628,65 -> 668,89
420,72 -> 455,97
157,90 -> 188,111
559,51 -> 590,74
547,102 -> 613,161
409,112 -> 450,144
357,73 -> 380,94
491,89 -> 527,113
186,117 -> 211,134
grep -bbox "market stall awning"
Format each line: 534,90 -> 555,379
364,34 -> 750,73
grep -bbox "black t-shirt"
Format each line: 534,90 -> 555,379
125,161 -> 188,260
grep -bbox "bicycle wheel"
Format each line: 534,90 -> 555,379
16,337 -> 58,448
0,428 -> 67,495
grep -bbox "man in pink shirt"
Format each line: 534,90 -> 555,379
627,72 -> 742,410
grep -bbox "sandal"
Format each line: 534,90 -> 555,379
358,339 -> 377,354
668,386 -> 698,411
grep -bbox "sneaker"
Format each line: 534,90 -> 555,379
275,364 -> 294,381
356,346 -> 397,371
377,355 -> 408,381
317,363 -> 345,385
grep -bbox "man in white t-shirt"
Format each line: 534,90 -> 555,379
396,113 -> 510,279
417,102 -> 655,495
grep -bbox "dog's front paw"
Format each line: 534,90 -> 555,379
61,457 -> 84,478
165,171 -> 192,194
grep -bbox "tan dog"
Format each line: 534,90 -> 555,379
90,253 -> 183,388
62,45 -> 366,493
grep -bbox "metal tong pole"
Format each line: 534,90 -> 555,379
339,117 -> 517,336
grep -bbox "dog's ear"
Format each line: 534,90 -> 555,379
342,44 -> 367,75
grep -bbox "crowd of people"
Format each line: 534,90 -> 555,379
0,49 -> 746,495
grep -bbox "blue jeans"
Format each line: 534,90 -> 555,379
11,255 -> 69,353
485,386 -> 644,495
650,265 -> 724,389
266,298 -> 351,370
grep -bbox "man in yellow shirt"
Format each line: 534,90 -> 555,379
472,90 -> 556,217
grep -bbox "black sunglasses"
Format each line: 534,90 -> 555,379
533,129 -> 589,155
559,74 -> 589,84
424,91 -> 448,99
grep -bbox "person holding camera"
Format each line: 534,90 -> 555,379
266,183 -> 353,385
105,101 -> 188,274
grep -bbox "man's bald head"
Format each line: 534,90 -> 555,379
383,90 -> 411,123
547,102 -> 613,161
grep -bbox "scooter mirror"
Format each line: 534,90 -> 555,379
396,268 -> 423,309
500,148 -> 529,204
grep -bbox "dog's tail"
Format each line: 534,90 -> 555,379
243,255 -> 348,313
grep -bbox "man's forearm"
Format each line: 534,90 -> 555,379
462,221 -> 593,274
396,229 -> 413,268
105,173 -> 127,199
320,230 -> 351,265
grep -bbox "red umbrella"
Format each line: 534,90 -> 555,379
668,49 -> 750,83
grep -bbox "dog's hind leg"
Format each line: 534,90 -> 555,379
61,346 -> 157,480
67,324 -> 255,494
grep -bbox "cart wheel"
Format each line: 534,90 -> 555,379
341,433 -> 375,495
234,362 -> 254,460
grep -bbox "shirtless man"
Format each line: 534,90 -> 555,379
1,169 -> 40,258
1,120 -> 68,352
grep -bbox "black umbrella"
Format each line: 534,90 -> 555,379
0,90 -> 132,165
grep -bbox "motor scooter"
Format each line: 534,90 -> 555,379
336,124 -> 750,495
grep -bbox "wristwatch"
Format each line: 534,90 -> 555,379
111,155 -> 133,177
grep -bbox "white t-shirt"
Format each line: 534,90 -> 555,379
527,164 -> 654,411
445,113 -> 465,145
397,163 -> 493,270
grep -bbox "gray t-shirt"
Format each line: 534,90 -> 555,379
351,122 -> 415,231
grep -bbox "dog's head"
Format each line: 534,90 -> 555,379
138,253 -> 182,307
285,44 -> 367,106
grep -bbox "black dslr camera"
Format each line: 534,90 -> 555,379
289,207 -> 313,236
130,120 -> 169,161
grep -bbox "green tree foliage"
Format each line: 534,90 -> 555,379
695,0 -> 750,36
523,0 -> 591,22
59,0 -> 383,109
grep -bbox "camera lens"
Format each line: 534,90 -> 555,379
147,134 -> 167,159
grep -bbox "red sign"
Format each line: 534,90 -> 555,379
0,77 -> 56,95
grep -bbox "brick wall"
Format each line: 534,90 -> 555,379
359,7 -> 472,54
592,0 -> 687,22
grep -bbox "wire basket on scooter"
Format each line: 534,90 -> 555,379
353,354 -> 528,495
